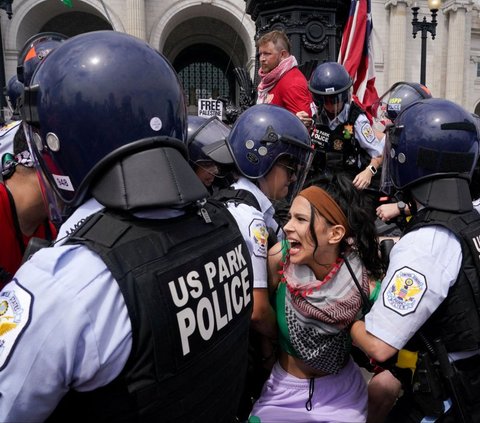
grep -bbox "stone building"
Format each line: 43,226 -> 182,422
0,0 -> 479,117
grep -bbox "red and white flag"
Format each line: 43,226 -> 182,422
338,0 -> 379,121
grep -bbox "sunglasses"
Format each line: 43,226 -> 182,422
194,161 -> 224,177
277,161 -> 297,178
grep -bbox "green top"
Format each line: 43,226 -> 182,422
369,280 -> 382,302
275,282 -> 299,357
275,240 -> 299,357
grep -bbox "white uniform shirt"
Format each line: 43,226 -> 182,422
0,120 -> 21,159
473,198 -> 480,213
226,177 -> 283,289
0,198 -> 187,422
320,104 -> 384,159
365,225 -> 462,350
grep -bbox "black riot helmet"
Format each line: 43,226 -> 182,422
17,32 -> 68,85
4,75 -> 24,116
309,62 -> 353,118
187,116 -> 232,164
22,30 -> 207,224
384,98 -> 479,212
383,81 -> 432,121
226,104 -> 313,201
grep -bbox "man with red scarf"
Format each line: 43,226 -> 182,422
256,30 -> 314,127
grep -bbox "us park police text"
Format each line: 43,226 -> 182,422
168,243 -> 251,356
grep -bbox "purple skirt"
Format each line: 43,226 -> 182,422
249,357 -> 367,422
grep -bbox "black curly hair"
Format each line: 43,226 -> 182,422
306,173 -> 384,280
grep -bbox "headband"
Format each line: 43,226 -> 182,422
298,185 -> 350,236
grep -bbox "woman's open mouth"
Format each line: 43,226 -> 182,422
288,239 -> 301,255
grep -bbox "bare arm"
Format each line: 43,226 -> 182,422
352,154 -> 383,191
376,202 -> 411,222
350,320 -> 398,363
249,242 -> 284,339
250,288 -> 277,339
296,111 -> 313,129
267,241 -> 283,297
370,154 -> 383,169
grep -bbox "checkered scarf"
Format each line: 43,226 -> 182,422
1,150 -> 34,179
257,55 -> 298,104
278,241 -> 370,373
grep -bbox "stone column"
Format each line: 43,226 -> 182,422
125,0 -> 146,41
385,0 -> 409,88
443,0 -> 473,104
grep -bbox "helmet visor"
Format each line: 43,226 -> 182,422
188,117 -> 232,164
312,91 -> 349,118
194,118 -> 230,145
24,123 -> 67,226
380,123 -> 403,194
263,145 -> 314,204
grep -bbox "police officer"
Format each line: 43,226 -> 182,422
16,31 -> 68,86
0,32 -> 67,287
308,62 -> 384,192
375,82 -> 433,226
0,30 -> 253,423
381,81 -> 432,124
1,32 -> 67,159
0,75 -> 23,158
211,104 -> 312,418
351,98 -> 480,422
187,115 -> 233,192
220,103 -> 312,337
3,75 -> 23,118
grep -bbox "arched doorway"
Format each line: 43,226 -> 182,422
41,11 -> 112,37
173,43 -> 236,114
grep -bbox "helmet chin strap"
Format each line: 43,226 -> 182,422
410,178 -> 473,213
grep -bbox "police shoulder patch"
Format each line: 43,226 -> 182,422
0,120 -> 21,137
0,280 -> 33,369
249,218 -> 268,258
383,266 -> 427,316
361,122 -> 375,143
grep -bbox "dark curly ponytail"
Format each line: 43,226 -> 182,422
309,173 -> 384,279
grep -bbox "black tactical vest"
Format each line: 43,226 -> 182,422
404,208 -> 480,352
46,202 -> 253,423
310,101 -> 369,177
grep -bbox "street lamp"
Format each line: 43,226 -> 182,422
411,0 -> 441,86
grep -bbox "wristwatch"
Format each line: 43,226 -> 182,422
368,165 -> 377,175
397,201 -> 407,216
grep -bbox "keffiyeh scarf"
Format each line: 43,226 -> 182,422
257,55 -> 298,104
1,150 -> 34,179
277,242 -> 370,374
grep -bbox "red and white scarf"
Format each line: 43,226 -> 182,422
257,55 -> 298,104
